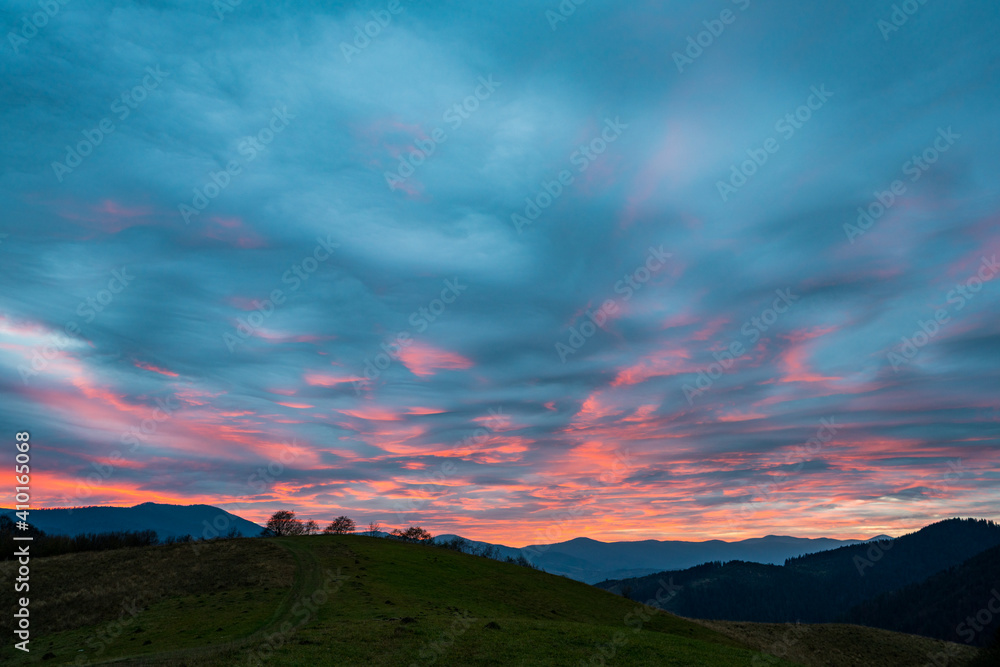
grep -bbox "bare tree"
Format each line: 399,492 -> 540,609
366,520 -> 382,537
323,516 -> 356,535
303,520 -> 319,535
390,526 -> 433,543
263,510 -> 305,536
440,537 -> 469,553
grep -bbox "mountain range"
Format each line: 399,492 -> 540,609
5,503 -> 881,584
436,532 -> 884,583
0,502 -> 262,540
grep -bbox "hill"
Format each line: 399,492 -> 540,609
844,542 -> 1000,645
595,518 -> 1000,645
0,502 -> 262,540
1,501 -> 877,584
0,534 -> 976,666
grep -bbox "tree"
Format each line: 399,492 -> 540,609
323,516 -> 356,535
263,510 -> 305,536
390,526 -> 433,543
303,520 -> 319,535
366,520 -> 381,537
440,537 -> 469,553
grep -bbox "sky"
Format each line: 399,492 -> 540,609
1,0 -> 999,546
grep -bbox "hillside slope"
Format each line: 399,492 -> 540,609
0,534 -> 976,666
596,518 -> 1000,638
844,542 -> 1000,645
0,534 -> 790,666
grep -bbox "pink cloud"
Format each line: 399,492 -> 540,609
397,342 -> 473,377
304,371 -> 364,387
134,360 -> 179,377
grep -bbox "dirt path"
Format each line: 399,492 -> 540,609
93,537 -> 329,666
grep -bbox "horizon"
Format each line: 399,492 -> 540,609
3,1 -> 1000,548
12,500 -> 938,546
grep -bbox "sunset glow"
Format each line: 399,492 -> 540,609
2,1 -> 998,548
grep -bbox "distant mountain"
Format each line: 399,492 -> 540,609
595,518 -> 1000,645
0,502 -> 262,540
520,534 -> 882,583
433,534 -> 524,560
433,532 -> 880,584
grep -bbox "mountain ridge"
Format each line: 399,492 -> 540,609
0,502 -> 263,540
595,517 -> 1000,646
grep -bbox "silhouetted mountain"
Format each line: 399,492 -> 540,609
522,534 -> 882,583
433,534 -> 524,560
436,532 -> 879,583
596,518 -> 1000,645
0,502 -> 261,540
845,542 -> 1000,646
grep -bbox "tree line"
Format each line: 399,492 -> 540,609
2,509 -> 539,572
261,511 -> 538,569
1,515 -> 160,559
261,509 -> 431,542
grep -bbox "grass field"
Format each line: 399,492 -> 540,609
0,535 -> 981,666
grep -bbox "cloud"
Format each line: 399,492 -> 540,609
1,0 -> 998,544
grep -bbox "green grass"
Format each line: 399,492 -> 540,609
1,535 -> 970,666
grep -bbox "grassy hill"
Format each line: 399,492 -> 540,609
596,518 -> 1000,634
0,535 -> 979,666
